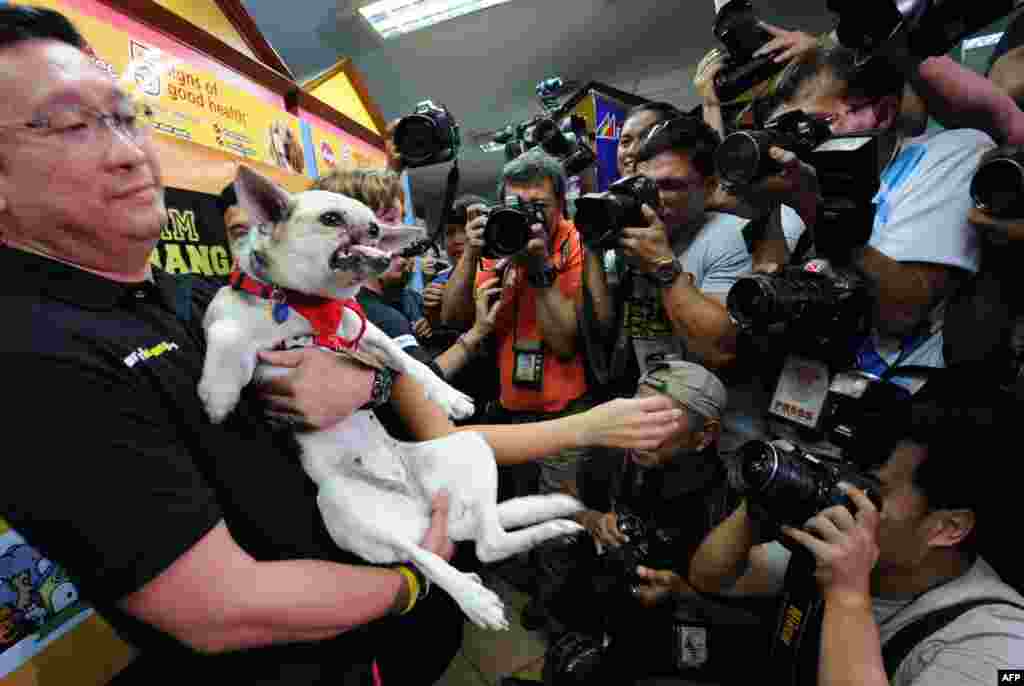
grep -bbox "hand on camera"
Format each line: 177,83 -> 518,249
525,223 -> 552,272
619,205 -> 675,274
968,206 -> 1024,244
464,213 -> 488,258
694,48 -> 727,106
755,23 -> 820,65
780,484 -> 880,605
421,255 -> 442,282
423,282 -> 445,310
634,567 -> 697,608
732,147 -> 820,219
581,511 -> 628,549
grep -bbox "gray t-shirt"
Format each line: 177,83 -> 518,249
757,544 -> 1024,685
626,211 -> 753,373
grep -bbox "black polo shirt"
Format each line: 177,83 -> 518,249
0,247 -> 378,683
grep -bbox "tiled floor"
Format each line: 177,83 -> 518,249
437,572 -> 548,685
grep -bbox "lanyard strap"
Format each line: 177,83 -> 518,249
855,329 -> 933,380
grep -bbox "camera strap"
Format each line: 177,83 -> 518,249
396,161 -> 460,259
769,546 -> 824,686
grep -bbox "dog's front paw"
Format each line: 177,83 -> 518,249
422,381 -> 475,420
197,377 -> 241,424
455,572 -> 508,631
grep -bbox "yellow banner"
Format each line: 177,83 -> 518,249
302,110 -> 388,176
17,0 -> 308,176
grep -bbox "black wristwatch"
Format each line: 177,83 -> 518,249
360,367 -> 395,410
646,256 -> 683,287
527,264 -> 557,289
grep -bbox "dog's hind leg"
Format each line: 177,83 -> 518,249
474,502 -> 583,565
391,537 -> 509,631
496,495 -> 585,530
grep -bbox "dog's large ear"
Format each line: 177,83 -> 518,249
375,222 -> 427,255
234,165 -> 292,228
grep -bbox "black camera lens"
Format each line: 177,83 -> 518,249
971,153 -> 1024,218
726,272 -> 783,329
533,118 -> 572,157
715,131 -> 766,187
394,114 -> 440,167
483,207 -> 533,258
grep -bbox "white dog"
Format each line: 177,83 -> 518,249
197,166 -> 584,630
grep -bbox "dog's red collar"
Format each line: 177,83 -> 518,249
228,269 -> 367,351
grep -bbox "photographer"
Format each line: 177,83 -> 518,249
535,362 -> 764,684
688,380 -> 1024,686
421,193 -> 489,331
733,45 -> 992,393
441,149 -> 591,495
579,114 -> 752,406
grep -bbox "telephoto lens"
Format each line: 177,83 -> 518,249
971,145 -> 1024,219
736,440 -> 881,530
712,0 -> 785,102
715,110 -> 832,187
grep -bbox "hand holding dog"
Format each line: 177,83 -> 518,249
575,395 -> 682,451
421,491 -> 455,562
255,348 -> 375,430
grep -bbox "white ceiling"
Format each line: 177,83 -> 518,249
243,0 -> 837,212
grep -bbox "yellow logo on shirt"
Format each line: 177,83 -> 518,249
123,341 -> 181,368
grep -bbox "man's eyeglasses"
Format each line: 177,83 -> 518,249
0,100 -> 153,147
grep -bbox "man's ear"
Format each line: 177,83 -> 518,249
233,165 -> 292,230
375,222 -> 426,255
926,509 -> 976,549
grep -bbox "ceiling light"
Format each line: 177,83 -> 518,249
358,0 -> 514,39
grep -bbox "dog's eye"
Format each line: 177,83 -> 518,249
320,211 -> 345,227
368,223 -> 381,239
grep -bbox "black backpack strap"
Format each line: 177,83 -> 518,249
882,598 -> 1024,679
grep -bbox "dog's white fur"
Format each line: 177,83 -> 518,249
197,167 -> 584,630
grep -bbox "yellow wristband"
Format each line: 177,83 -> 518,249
395,565 -> 420,615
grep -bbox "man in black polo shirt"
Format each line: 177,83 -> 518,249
0,7 -> 460,684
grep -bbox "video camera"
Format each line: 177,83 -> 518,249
574,174 -> 660,251
712,0 -> 790,103
478,195 -> 548,259
393,100 -> 461,168
827,0 -> 1020,65
971,145 -> 1024,219
498,113 -> 597,177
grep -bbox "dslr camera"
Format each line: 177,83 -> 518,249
733,439 -> 882,531
393,100 -> 460,168
971,145 -> 1024,219
714,110 -> 833,189
594,512 -> 651,595
827,0 -> 1018,65
712,0 -> 789,103
574,174 -> 660,251
479,195 -> 548,259
727,258 -> 872,363
501,114 -> 597,177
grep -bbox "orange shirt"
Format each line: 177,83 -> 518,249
475,217 -> 587,413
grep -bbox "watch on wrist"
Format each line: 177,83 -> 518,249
646,256 -> 683,287
360,367 -> 394,410
528,264 -> 557,288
